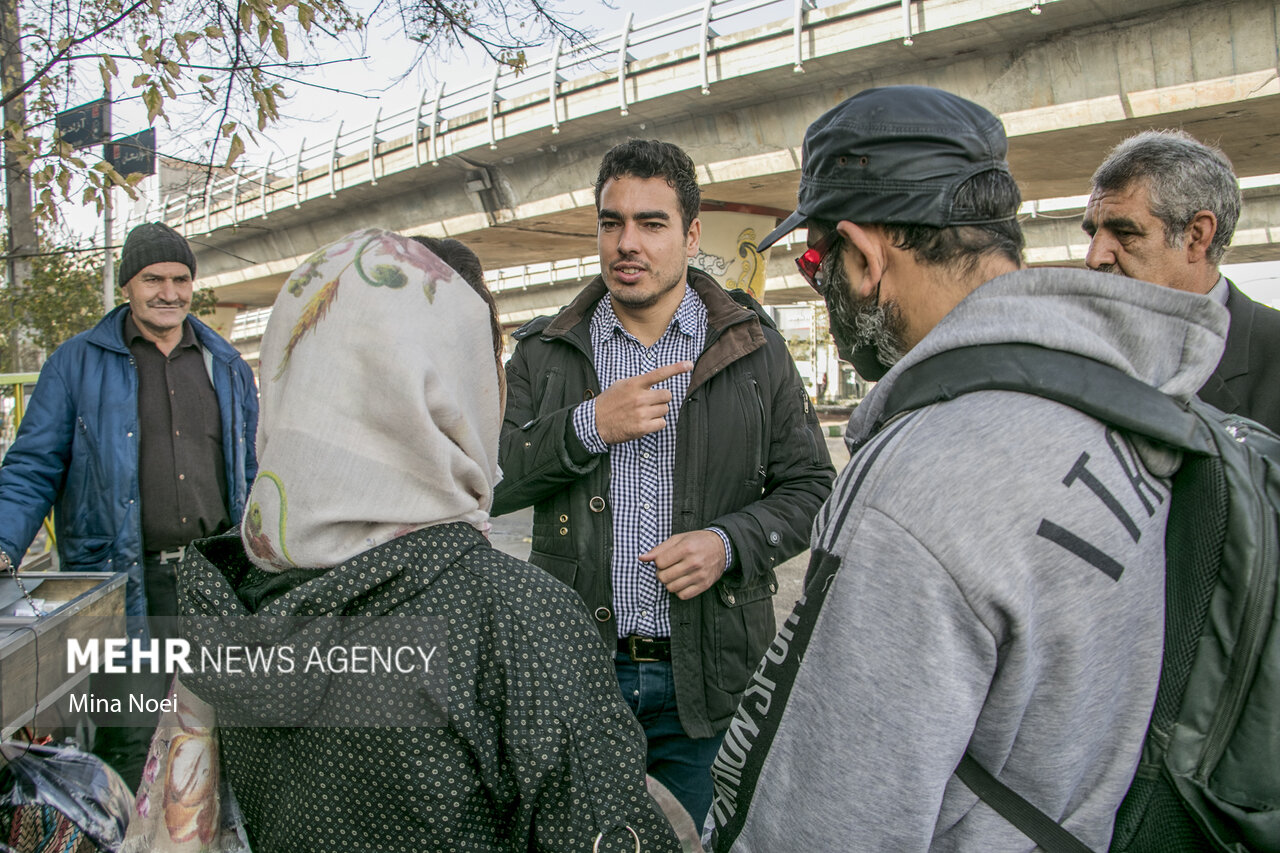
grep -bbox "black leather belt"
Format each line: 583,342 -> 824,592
618,635 -> 671,662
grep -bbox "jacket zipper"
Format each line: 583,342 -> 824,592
1196,448 -> 1276,779
800,388 -> 821,464
226,361 -> 244,513
128,354 -> 144,571
752,379 -> 766,483
75,416 -> 112,492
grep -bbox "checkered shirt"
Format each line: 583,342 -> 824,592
572,285 -> 733,639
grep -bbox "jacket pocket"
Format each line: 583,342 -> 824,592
64,418 -> 109,537
734,379 -> 767,491
798,387 -> 823,465
709,570 -> 778,695
530,551 -> 578,588
59,535 -> 114,572
534,368 -> 566,418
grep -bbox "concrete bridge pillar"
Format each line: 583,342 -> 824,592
694,203 -> 789,301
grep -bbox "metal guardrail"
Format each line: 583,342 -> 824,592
0,374 -> 56,556
145,0 -> 905,235
0,374 -> 39,436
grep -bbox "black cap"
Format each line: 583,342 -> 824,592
758,86 -> 1016,251
119,222 -> 197,287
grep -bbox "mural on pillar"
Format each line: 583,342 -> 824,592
692,211 -> 775,301
725,228 -> 765,297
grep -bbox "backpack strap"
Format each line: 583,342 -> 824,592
875,343 -> 1216,456
955,752 -> 1098,853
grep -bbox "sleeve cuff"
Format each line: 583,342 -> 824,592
571,400 -> 609,455
707,526 -> 734,571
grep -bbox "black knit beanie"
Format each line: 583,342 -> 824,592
118,222 -> 196,287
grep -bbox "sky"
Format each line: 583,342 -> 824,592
76,0 -> 700,237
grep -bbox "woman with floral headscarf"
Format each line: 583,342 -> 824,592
130,229 -> 679,852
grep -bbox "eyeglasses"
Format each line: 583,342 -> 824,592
796,229 -> 839,292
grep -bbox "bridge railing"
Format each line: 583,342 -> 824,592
227,224 -> 822,342
150,0 -> 913,234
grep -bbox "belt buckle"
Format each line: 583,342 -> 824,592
626,636 -> 661,663
158,546 -> 186,565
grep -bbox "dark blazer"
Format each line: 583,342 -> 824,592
1198,279 -> 1280,435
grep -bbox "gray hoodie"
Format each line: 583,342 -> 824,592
709,267 -> 1228,852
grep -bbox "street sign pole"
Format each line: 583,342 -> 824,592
101,85 -> 114,314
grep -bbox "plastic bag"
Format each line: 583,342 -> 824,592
0,740 -> 134,853
120,678 -> 250,853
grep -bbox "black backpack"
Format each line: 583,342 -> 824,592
870,343 -> 1280,853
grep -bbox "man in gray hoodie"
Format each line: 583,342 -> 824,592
706,86 -> 1229,852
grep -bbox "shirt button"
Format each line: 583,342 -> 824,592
643,502 -> 651,510
174,430 -> 180,436
181,517 -> 187,524
179,474 -> 185,480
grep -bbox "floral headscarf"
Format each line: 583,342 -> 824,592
242,228 -> 502,572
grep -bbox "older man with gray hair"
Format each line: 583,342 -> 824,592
1083,129 -> 1280,432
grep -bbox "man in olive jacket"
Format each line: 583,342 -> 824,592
494,139 -> 835,828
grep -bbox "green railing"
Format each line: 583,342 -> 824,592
0,372 -> 56,556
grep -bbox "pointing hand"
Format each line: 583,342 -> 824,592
594,361 -> 694,445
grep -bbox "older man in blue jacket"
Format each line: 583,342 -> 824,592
0,222 -> 258,784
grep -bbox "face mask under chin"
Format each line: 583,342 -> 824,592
846,343 -> 891,382
821,251 -> 902,383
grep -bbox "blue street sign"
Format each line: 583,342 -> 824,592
55,100 -> 108,149
105,128 -> 157,177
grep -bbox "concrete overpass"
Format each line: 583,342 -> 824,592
148,0 -> 1280,326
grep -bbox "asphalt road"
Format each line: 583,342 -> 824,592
487,421 -> 852,630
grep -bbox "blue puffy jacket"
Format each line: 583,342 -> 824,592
0,305 -> 259,639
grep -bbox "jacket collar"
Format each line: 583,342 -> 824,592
1198,278 -> 1250,411
1214,278 -> 1251,383
541,267 -> 767,390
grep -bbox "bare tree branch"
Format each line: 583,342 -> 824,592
1,0 -> 150,108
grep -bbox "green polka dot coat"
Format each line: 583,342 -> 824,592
179,523 -> 680,852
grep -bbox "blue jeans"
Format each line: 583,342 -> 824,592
615,654 -> 725,829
